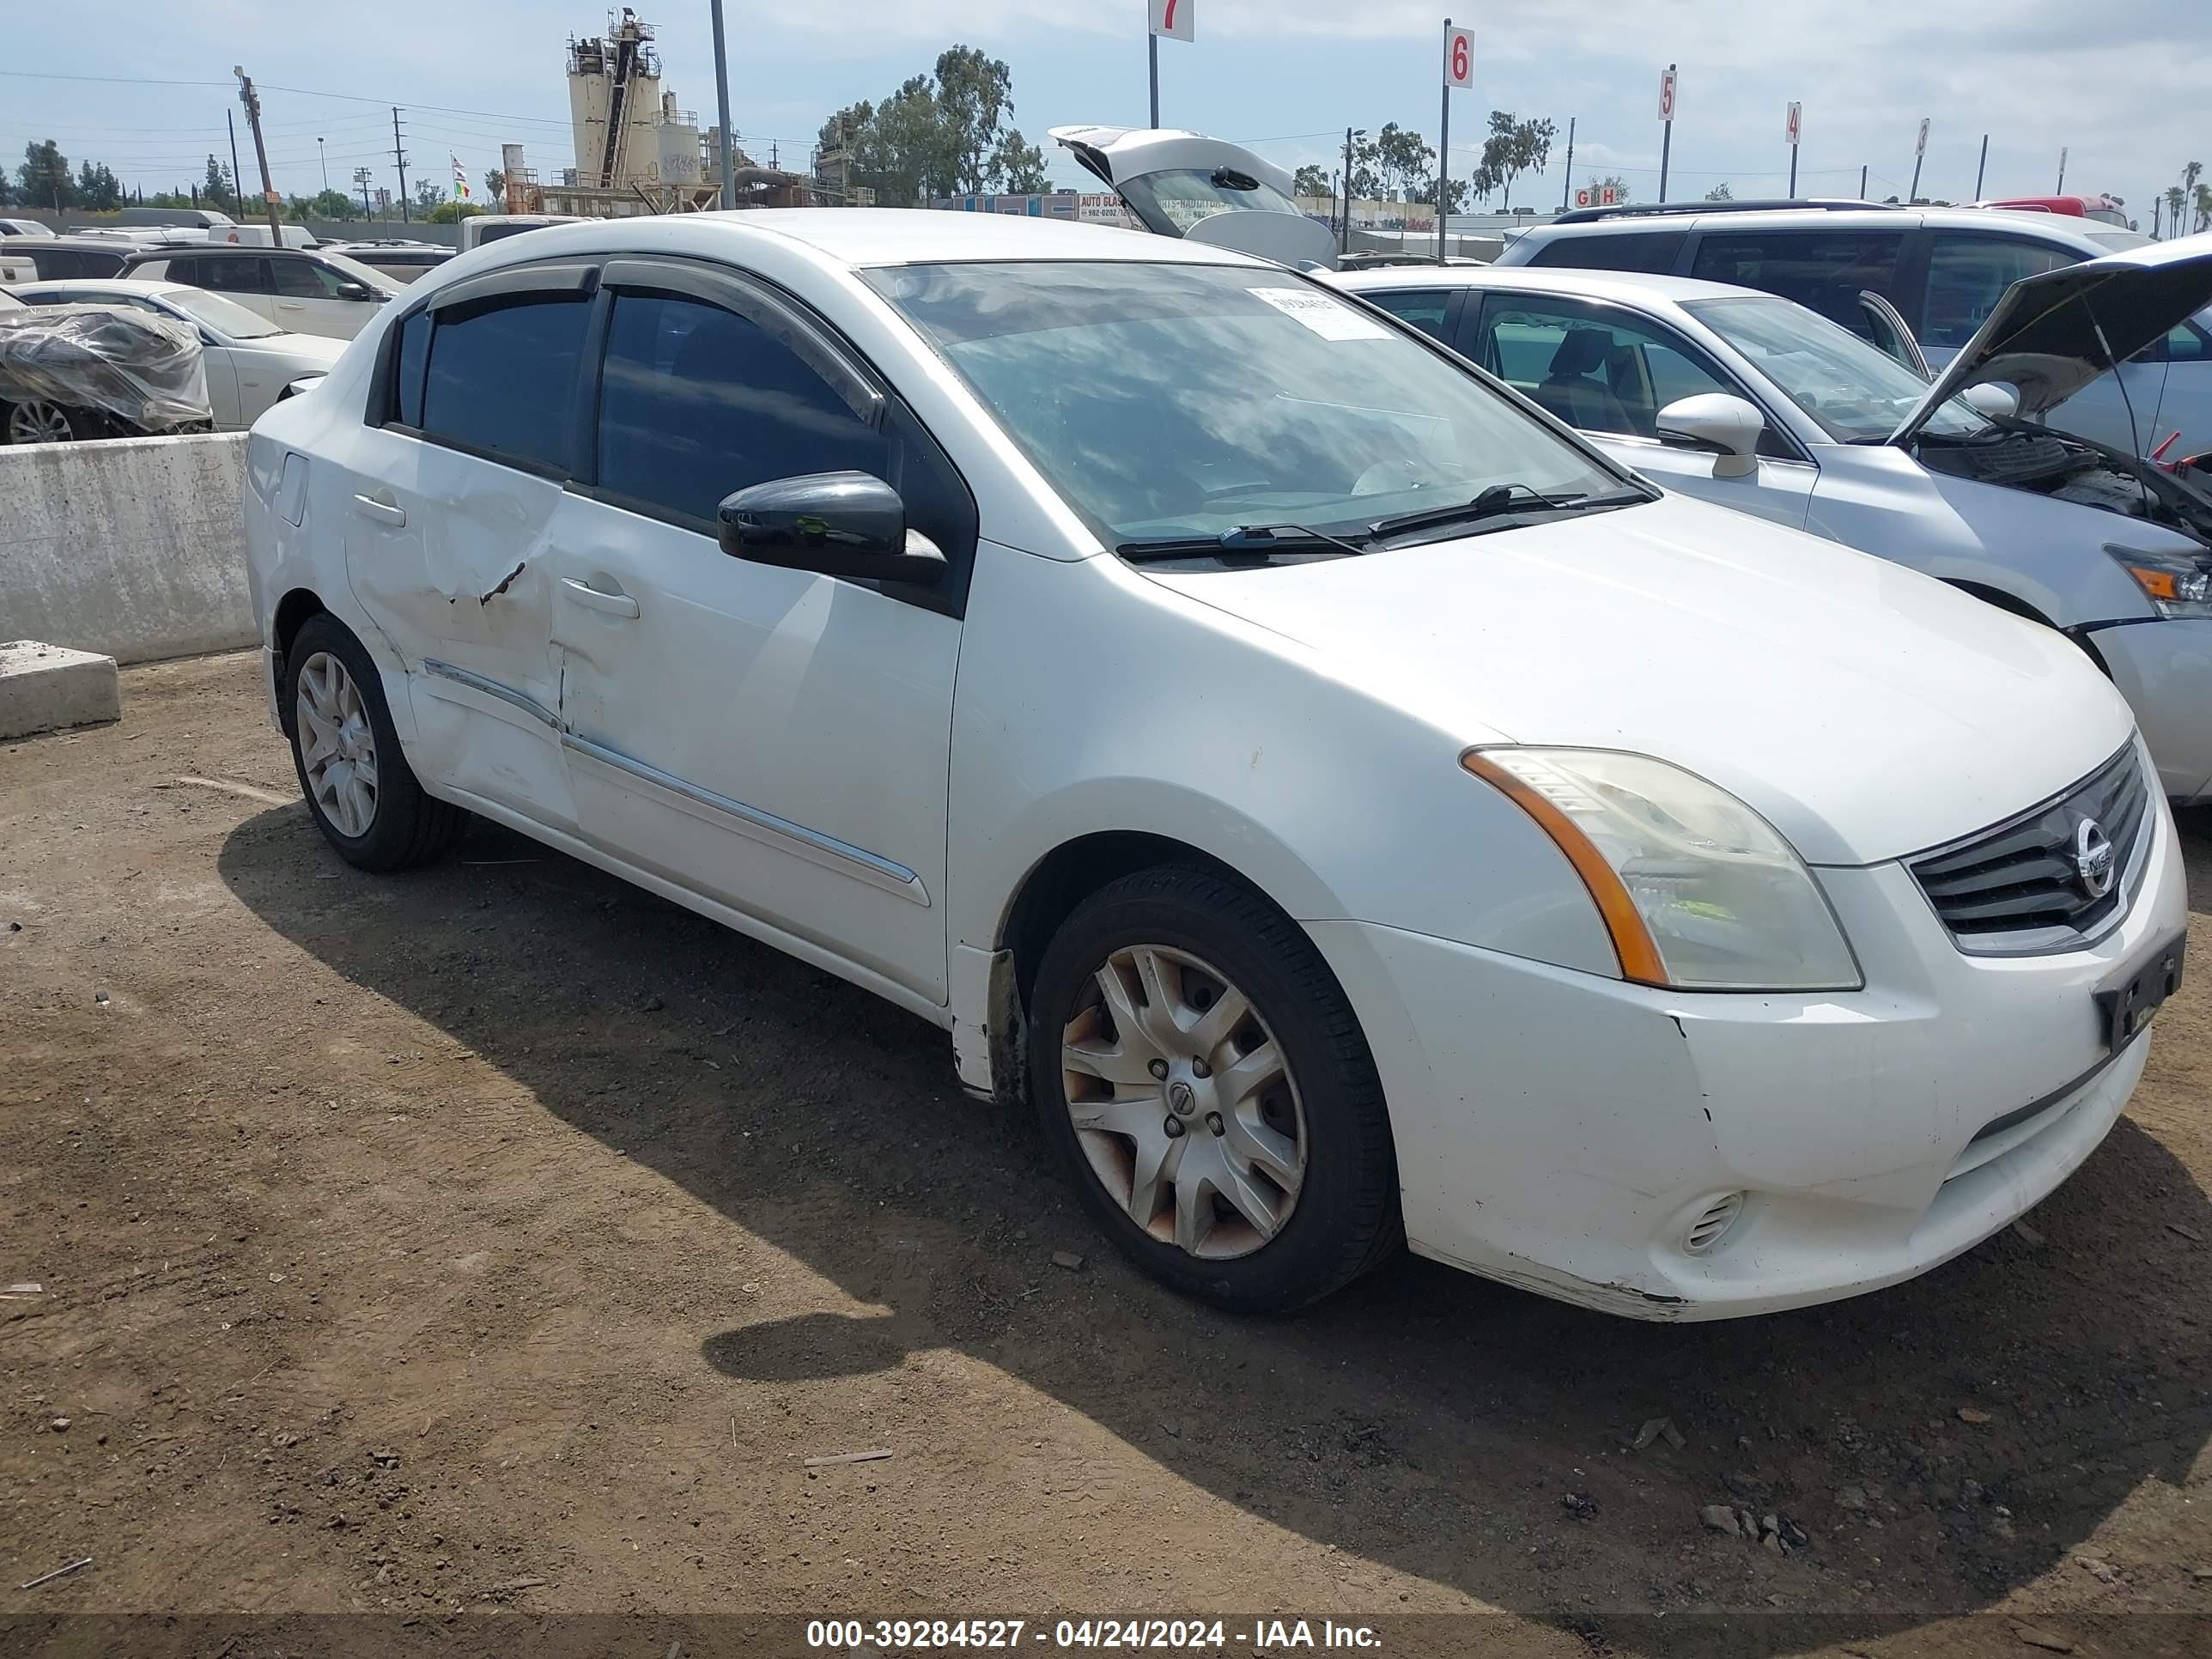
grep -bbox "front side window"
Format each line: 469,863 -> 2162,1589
1117,169 -> 1307,236
1469,295 -> 1738,440
1686,295 -> 1991,442
869,261 -> 1627,549
420,294 -> 589,472
1922,236 -> 2072,350
1689,231 -> 1907,339
595,290 -> 887,526
271,258 -> 343,299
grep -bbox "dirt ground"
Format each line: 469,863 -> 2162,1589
3,651 -> 2210,1659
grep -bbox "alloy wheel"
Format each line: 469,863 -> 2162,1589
7,400 -> 73,444
1060,943 -> 1308,1259
295,650 -> 380,838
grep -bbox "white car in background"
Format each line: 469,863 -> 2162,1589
243,211 -> 2184,1321
1337,243 -> 2212,803
9,278 -> 343,428
118,245 -> 398,340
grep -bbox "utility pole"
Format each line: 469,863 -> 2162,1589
318,137 -> 329,193
2056,146 -> 2068,194
392,107 -> 410,224
234,68 -> 283,240
709,0 -> 735,210
1974,133 -> 1988,200
1340,126 -> 1359,258
1859,163 -> 1867,199
227,108 -> 245,221
354,166 -> 374,221
1559,115 -> 1575,210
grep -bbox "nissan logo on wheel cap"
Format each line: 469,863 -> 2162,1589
2073,817 -> 2117,900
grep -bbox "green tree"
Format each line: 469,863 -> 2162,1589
1366,122 -> 1436,203
414,178 -> 445,214
990,127 -> 1049,193
933,45 -> 1014,196
1477,112 -> 1555,211
483,168 -> 505,204
1705,181 -> 1735,202
202,155 -> 236,213
18,140 -> 71,210
1291,163 -> 1331,197
426,198 -> 484,223
0,168 -> 15,208
1583,173 -> 1632,205
858,75 -> 947,205
305,188 -> 356,220
73,159 -> 124,211
2196,182 -> 2212,234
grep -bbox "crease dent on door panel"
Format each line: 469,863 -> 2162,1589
562,732 -> 932,907
422,658 -> 561,730
474,561 -> 528,605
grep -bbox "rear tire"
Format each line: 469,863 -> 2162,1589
1028,865 -> 1401,1312
284,613 -> 463,872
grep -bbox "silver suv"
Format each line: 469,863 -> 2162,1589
1496,204 -> 2199,458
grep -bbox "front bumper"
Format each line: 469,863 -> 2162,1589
2087,617 -> 2212,802
1311,778 -> 2187,1321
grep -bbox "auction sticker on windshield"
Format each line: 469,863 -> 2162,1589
1249,286 -> 1391,341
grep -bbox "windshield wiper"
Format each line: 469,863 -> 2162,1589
1117,522 -> 1371,564
1365,482 -> 1648,543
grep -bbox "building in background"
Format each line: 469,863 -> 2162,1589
933,192 -> 1084,220
554,9 -> 724,213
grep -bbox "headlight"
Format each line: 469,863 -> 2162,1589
1462,747 -> 1862,992
2107,545 -> 2212,619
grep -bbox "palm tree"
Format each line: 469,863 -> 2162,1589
2166,185 -> 2188,238
2196,181 -> 2212,234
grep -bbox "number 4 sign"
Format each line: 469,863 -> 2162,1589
1149,0 -> 1193,41
1443,24 -> 1474,89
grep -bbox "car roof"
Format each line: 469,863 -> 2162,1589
1337,263 -> 1750,307
1515,204 -> 2116,255
8,277 -> 187,298
456,207 -> 1261,270
0,236 -> 135,252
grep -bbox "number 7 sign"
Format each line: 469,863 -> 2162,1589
1150,0 -> 1193,42
1443,25 -> 1474,89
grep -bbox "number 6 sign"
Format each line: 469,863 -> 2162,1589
1444,24 -> 1474,89
1149,0 -> 1193,42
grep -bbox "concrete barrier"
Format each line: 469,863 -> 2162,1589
0,432 -> 253,665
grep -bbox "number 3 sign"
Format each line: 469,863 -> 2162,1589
1444,25 -> 1474,89
1149,0 -> 1193,42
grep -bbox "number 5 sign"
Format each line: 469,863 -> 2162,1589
1443,24 -> 1474,89
1149,0 -> 1193,42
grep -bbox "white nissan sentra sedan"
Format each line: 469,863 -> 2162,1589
240,211 -> 2187,1319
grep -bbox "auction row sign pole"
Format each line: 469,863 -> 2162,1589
1657,64 -> 1677,200
1785,100 -> 1802,198
1148,0 -> 1192,128
1909,116 -> 1929,204
1440,20 -> 1473,261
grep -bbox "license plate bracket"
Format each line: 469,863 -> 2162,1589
2097,932 -> 2186,1050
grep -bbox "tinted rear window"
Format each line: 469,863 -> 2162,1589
1689,230 -> 1907,337
1526,230 -> 1686,273
420,295 -> 590,473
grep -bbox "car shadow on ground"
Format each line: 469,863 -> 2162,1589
216,811 -> 2212,1656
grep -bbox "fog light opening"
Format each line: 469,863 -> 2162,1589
1684,1192 -> 1747,1256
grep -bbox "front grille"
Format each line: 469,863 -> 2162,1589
1910,744 -> 2151,954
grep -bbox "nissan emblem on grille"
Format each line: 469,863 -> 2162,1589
2074,817 -> 2117,899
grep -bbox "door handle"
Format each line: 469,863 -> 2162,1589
276,301 -> 306,310
350,493 -> 406,526
559,577 -> 640,618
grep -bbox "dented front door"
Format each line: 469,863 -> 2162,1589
340,426 -> 574,830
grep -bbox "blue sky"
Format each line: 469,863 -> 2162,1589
5,2 -> 2204,223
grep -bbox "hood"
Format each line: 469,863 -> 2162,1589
1891,233 -> 2212,444
264,331 -> 348,367
1139,495 -> 2134,866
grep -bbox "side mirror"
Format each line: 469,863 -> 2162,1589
1656,393 -> 1765,479
1961,382 -> 2021,418
334,280 -> 375,301
717,471 -> 946,586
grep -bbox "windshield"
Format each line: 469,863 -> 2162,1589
312,249 -> 393,292
869,261 -> 1629,550
1686,295 -> 1993,442
1116,168 -> 1307,236
161,286 -> 283,338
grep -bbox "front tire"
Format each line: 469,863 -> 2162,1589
284,614 -> 463,871
1028,866 -> 1401,1312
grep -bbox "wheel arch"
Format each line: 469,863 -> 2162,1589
270,587 -> 329,732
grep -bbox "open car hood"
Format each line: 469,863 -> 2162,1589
1046,124 -> 1337,267
1890,234 -> 2212,445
